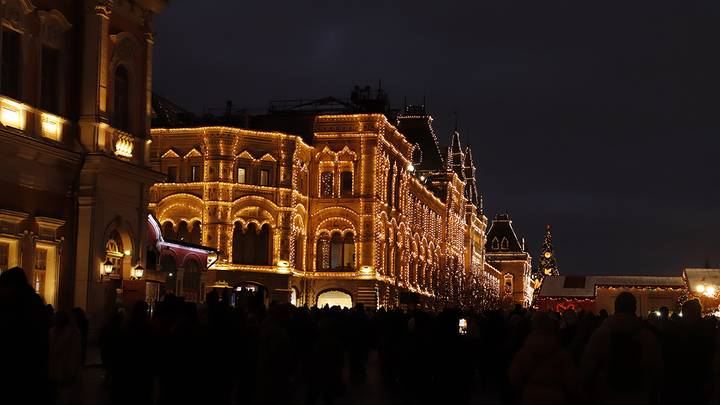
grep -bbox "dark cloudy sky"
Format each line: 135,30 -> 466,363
154,0 -> 720,276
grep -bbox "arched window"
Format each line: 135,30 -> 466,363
189,221 -> 201,245
504,274 -> 514,295
342,234 -> 355,270
177,221 -> 190,242
232,223 -> 246,264
294,233 -> 305,271
501,237 -> 509,250
491,237 -> 499,250
330,232 -> 343,270
324,232 -> 355,271
387,164 -> 394,203
394,247 -> 401,280
113,65 -> 130,132
257,224 -> 270,265
183,260 -> 201,293
409,256 -> 416,285
161,255 -> 177,294
232,223 -> 271,265
162,221 -> 176,240
316,233 -> 330,271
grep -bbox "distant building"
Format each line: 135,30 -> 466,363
537,275 -> 687,314
148,100 -> 512,308
485,213 -> 534,306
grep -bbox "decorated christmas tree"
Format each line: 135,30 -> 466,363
532,225 -> 559,290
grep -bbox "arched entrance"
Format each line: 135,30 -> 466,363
231,282 -> 268,309
317,289 -> 352,309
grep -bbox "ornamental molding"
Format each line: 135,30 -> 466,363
93,0 -> 114,18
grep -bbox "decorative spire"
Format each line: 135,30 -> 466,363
447,129 -> 465,178
463,146 -> 479,206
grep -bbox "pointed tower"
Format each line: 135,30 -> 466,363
447,129 -> 465,179
463,146 -> 479,206
537,225 -> 559,277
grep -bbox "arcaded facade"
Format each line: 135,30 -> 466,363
150,111 -> 510,309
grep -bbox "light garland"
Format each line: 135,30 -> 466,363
150,113 -> 512,307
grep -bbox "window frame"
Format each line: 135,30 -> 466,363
237,167 -> 247,184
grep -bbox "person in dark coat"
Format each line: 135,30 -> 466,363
0,267 -> 50,404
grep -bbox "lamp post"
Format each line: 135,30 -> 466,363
101,258 -> 114,280
131,264 -> 144,280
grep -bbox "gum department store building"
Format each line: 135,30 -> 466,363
0,0 -> 534,325
150,96 -> 534,308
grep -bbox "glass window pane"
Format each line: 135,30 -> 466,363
41,47 -> 60,114
113,66 -> 130,132
1,29 -> 21,100
167,166 -> 177,182
330,233 -> 343,270
237,167 -> 246,184
321,172 -> 333,197
340,172 -> 352,196
260,169 -> 269,186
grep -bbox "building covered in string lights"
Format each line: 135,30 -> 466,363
149,98 -> 518,309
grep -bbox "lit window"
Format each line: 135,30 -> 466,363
40,113 -> 62,141
167,166 -> 177,182
320,172 -> 333,197
340,171 -> 352,196
237,167 -> 246,184
0,242 -> 9,272
260,169 -> 269,186
1,28 -> 21,100
34,248 -> 47,294
191,165 -> 201,182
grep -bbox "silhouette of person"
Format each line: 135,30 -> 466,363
0,267 -> 50,404
582,292 -> 662,405
49,310 -> 83,405
509,312 -> 583,405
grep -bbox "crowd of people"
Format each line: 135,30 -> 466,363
2,265 -> 720,405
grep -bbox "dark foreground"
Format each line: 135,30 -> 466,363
1,267 -> 719,405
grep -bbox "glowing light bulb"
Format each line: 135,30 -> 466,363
696,284 -> 705,293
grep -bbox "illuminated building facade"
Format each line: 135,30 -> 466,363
485,213 -> 534,306
150,104 -> 511,308
0,0 -> 167,327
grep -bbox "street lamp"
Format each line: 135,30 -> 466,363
102,258 -> 114,280
132,264 -> 144,280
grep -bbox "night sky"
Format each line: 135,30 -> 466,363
153,0 -> 720,276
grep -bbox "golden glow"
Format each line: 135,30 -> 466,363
0,97 -> 24,130
150,113 -> 511,308
544,251 -> 551,258
706,286 -> 716,296
696,284 -> 705,293
40,113 -> 62,141
115,133 -> 134,158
